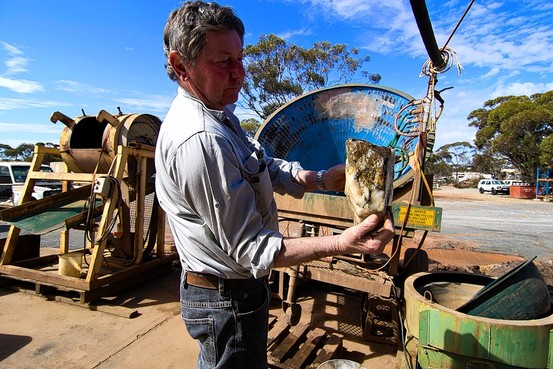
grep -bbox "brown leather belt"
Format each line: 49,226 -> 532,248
185,271 -> 260,290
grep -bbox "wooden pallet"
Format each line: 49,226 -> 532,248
361,293 -> 399,345
267,316 -> 344,369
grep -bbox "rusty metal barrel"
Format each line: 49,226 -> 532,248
51,110 -> 161,182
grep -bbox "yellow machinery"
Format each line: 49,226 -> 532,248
0,109 -> 176,307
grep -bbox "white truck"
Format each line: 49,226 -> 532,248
0,162 -> 62,206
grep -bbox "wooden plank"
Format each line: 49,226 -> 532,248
270,323 -> 310,363
299,260 -> 393,297
29,171 -> 97,182
82,258 -> 174,303
51,295 -> 139,318
89,253 -> 177,290
268,318 -> 291,349
268,315 -> 278,327
286,327 -> 327,369
11,254 -> 59,268
0,264 -> 90,290
3,254 -> 175,293
309,333 -> 343,368
86,147 -> 128,282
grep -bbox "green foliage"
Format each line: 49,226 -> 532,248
468,90 -> 553,182
241,34 -> 380,120
240,118 -> 261,137
427,141 -> 475,183
0,142 -> 60,163
471,150 -> 506,179
540,135 -> 553,168
0,143 -> 35,162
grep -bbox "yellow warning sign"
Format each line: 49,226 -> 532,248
392,203 -> 442,232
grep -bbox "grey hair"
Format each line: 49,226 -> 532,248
163,1 -> 245,81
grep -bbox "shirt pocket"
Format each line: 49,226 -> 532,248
242,152 -> 273,218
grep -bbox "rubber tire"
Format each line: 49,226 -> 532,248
479,188 -> 484,194
402,248 -> 429,277
492,188 -> 497,195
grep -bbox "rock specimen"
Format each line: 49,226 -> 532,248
344,138 -> 394,224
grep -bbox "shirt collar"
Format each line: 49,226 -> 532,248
177,87 -> 235,125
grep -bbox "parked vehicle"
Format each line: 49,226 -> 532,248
477,179 -> 509,195
503,180 -> 530,186
0,162 -> 62,205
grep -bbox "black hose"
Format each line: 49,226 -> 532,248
409,0 -> 445,70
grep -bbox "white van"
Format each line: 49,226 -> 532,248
0,162 -> 62,205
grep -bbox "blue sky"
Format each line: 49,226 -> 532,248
1,0 -> 552,151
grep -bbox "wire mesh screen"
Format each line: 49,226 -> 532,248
255,84 -> 418,188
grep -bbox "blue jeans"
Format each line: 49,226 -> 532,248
180,271 -> 270,369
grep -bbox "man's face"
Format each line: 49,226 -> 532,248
185,30 -> 245,110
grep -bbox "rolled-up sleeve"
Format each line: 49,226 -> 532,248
247,138 -> 305,199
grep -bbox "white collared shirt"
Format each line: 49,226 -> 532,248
155,88 -> 304,279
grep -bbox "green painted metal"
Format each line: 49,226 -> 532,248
418,308 -> 552,368
405,272 -> 553,369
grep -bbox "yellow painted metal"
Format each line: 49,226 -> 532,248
392,203 -> 442,232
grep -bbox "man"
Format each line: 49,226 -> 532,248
155,1 -> 395,368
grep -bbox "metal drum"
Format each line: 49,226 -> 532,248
52,110 -> 161,180
57,113 -> 110,173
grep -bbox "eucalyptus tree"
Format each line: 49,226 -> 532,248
241,34 -> 380,120
468,91 -> 553,182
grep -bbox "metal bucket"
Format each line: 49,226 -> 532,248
317,359 -> 367,369
58,251 -> 84,278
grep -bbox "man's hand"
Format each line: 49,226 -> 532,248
337,211 -> 395,255
322,163 -> 345,192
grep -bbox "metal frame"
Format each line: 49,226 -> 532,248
0,145 -> 177,304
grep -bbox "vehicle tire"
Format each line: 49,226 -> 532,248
492,188 -> 497,195
479,188 -> 484,194
398,248 -> 429,287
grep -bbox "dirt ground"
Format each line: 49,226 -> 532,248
1,185 -> 551,369
417,186 -> 553,285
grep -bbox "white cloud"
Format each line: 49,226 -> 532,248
303,0 -> 553,81
303,0 -> 407,20
0,97 -> 71,111
0,41 -> 43,93
4,56 -> 29,75
115,95 -> 173,113
0,76 -> 44,93
277,28 -> 313,40
1,41 -> 23,55
491,81 -> 553,98
1,41 -> 31,75
0,121 -> 62,135
55,80 -> 113,95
